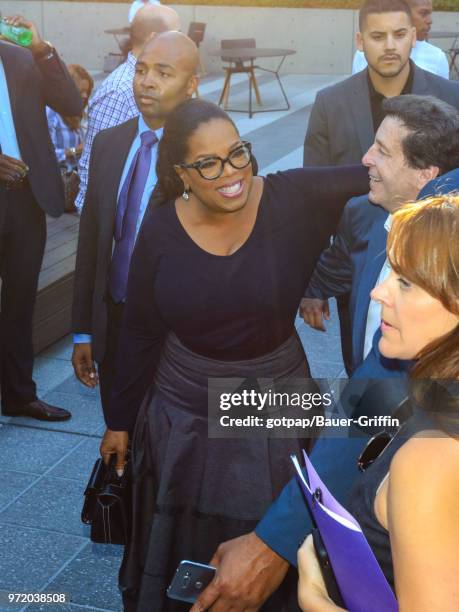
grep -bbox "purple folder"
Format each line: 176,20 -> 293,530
292,450 -> 398,612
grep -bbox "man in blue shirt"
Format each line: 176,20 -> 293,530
71,32 -> 198,434
0,14 -> 82,421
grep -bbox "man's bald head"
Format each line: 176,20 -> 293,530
134,31 -> 199,129
130,5 -> 180,52
140,31 -> 199,76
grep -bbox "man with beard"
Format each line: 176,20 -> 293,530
302,0 -> 459,374
352,0 -> 450,78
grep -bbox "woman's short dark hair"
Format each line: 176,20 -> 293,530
382,95 -> 459,175
156,99 -> 238,201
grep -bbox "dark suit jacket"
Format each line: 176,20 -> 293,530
71,117 -> 164,363
304,195 -> 390,371
418,167 -> 459,198
303,64 -> 459,165
0,40 -> 82,217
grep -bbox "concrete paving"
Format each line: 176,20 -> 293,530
0,71 -> 348,611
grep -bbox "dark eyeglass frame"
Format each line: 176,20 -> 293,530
176,141 -> 252,180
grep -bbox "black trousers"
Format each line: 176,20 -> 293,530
337,293 -> 353,377
0,183 -> 46,410
97,297 -> 125,425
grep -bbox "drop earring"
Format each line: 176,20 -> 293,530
182,187 -> 190,201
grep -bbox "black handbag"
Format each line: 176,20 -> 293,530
81,455 -> 131,545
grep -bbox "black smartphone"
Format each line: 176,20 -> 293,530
312,528 -> 345,607
167,560 -> 216,603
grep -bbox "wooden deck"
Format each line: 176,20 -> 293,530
33,213 -> 80,353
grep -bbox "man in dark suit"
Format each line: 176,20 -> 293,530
304,0 -> 459,165
191,94 -> 459,612
302,0 -> 459,374
71,32 -> 198,433
304,95 -> 459,374
0,16 -> 83,421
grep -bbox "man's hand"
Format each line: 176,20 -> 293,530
0,154 -> 28,183
71,342 -> 98,388
190,532 -> 289,611
300,298 -> 330,332
1,15 -> 43,53
100,428 -> 129,474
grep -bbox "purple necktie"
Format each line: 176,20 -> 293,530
108,130 -> 158,303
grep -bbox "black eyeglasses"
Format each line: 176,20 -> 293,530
357,430 -> 393,472
177,142 -> 252,180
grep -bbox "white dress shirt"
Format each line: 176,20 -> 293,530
0,57 -> 22,159
352,40 -> 450,79
363,215 -> 392,359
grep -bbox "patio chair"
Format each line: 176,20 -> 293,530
218,38 -> 262,109
187,21 -> 207,79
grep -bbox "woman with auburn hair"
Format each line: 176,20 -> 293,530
298,195 -> 459,612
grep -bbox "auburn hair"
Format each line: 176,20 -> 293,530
387,194 -> 459,379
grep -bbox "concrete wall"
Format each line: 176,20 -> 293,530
0,1 -> 457,74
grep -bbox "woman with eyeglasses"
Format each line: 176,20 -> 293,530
102,98 -> 368,611
298,195 -> 459,612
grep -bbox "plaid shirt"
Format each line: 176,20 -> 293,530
75,53 -> 139,211
46,107 -> 84,171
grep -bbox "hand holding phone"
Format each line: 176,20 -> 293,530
312,528 -> 345,607
167,560 -> 216,604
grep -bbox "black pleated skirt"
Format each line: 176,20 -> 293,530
120,332 -> 313,612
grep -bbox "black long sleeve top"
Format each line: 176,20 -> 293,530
107,166 -> 368,430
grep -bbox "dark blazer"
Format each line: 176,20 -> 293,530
304,195 -> 389,371
0,40 -> 82,216
418,167 -> 459,198
303,64 -> 459,165
71,117 -> 164,363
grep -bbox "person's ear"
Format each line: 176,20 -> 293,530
418,165 -> 440,191
187,74 -> 200,98
174,165 -> 189,191
410,26 -> 416,49
356,31 -> 364,52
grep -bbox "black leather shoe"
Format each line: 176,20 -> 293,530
2,399 -> 72,421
